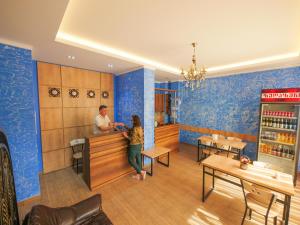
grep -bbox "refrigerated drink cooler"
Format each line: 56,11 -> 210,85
257,88 -> 300,185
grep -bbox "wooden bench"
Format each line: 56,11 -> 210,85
141,147 -> 171,176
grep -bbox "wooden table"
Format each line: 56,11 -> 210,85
197,136 -> 247,161
201,155 -> 295,225
141,147 -> 171,176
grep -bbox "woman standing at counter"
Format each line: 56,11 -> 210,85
123,115 -> 146,180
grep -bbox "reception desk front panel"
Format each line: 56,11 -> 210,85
84,132 -> 133,191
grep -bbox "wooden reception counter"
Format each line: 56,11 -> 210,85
83,131 -> 133,191
155,124 -> 179,151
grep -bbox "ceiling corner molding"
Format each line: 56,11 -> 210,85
116,66 -> 145,76
55,31 -> 181,75
0,38 -> 33,50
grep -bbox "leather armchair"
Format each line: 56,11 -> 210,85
23,194 -> 113,225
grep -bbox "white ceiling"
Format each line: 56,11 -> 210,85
1,0 -> 300,81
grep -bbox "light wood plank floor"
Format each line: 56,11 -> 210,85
18,143 -> 300,225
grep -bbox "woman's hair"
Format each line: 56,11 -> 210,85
132,115 -> 141,127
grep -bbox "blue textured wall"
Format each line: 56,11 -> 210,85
143,69 -> 155,150
158,66 -> 300,160
116,68 -> 154,151
0,43 -> 40,201
116,69 -> 145,126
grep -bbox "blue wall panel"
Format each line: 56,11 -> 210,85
143,69 -> 155,150
116,68 -> 155,152
116,69 -> 145,127
158,66 -> 300,160
0,44 -> 40,201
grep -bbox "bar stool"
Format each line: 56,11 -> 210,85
70,138 -> 85,174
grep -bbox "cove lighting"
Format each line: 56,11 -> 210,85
207,52 -> 300,73
56,31 -> 181,74
56,32 -> 299,75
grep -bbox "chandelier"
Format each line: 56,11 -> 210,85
181,42 -> 206,90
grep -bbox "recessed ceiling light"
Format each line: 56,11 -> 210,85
108,64 -> 113,68
67,55 -> 75,60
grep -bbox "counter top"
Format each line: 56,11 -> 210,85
87,129 -> 123,138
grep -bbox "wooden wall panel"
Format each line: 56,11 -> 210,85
100,73 -> 113,91
64,147 -> 73,167
179,124 -> 257,142
62,88 -> 100,108
61,66 -> 100,89
63,126 -> 93,148
39,85 -> 62,108
107,107 -> 114,122
63,107 -> 98,128
100,73 -> 114,107
82,70 -> 101,89
38,63 -> 114,174
41,129 -> 64,152
42,149 -> 65,173
38,62 -> 61,86
40,108 -> 63,130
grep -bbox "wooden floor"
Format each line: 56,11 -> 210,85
19,143 -> 300,225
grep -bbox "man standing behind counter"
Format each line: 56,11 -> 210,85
94,105 -> 124,134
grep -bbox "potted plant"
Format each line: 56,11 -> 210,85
240,155 -> 250,170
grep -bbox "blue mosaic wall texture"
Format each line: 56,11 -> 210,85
143,68 -> 155,150
116,68 -> 155,151
0,43 -> 40,201
158,66 -> 300,160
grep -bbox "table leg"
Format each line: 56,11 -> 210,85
202,165 -> 205,202
150,158 -> 153,176
212,169 -> 215,188
157,153 -> 170,167
197,140 -> 200,162
283,195 -> 291,225
167,152 -> 169,167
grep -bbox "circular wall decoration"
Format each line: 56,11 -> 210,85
87,90 -> 96,98
48,87 -> 60,97
69,89 -> 79,98
102,91 -> 109,99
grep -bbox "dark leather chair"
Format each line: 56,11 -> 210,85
0,129 -> 113,225
23,194 -> 113,225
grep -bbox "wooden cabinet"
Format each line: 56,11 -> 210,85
155,94 -> 164,112
155,93 -> 171,113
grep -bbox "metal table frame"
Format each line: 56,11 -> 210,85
197,140 -> 246,162
141,152 -> 170,176
202,164 -> 292,225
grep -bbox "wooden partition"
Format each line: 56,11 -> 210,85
155,124 -> 179,151
38,62 -> 114,173
83,132 -> 132,191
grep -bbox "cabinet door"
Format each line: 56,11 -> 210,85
166,94 -> 171,115
159,94 -> 164,112
155,94 -> 158,112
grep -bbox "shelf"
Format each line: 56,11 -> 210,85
261,126 -> 296,132
259,152 -> 293,161
260,139 -> 295,147
262,115 -> 297,120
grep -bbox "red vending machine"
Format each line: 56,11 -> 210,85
257,88 -> 300,184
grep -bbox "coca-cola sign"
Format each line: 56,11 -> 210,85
261,88 -> 300,102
